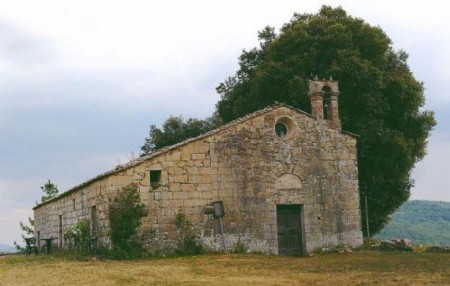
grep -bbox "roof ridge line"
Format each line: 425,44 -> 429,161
34,102 -> 293,209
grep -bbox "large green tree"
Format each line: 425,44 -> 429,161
216,6 -> 435,234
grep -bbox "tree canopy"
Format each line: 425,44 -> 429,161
216,6 -> 435,234
40,179 -> 59,202
141,114 -> 221,154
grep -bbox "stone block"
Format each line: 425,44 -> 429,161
193,145 -> 209,154
173,174 -> 188,182
181,151 -> 190,160
187,167 -> 199,174
171,151 -> 182,161
178,183 -> 194,192
193,160 -> 204,167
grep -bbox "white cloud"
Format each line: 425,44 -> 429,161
0,19 -> 58,67
0,1 -> 324,71
0,178 -> 39,245
0,178 -> 41,206
411,132 -> 450,201
0,205 -> 34,246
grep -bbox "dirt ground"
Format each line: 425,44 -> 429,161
1,251 -> 449,285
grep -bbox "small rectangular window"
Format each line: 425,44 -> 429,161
150,170 -> 161,188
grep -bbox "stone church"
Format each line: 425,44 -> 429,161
33,79 -> 363,256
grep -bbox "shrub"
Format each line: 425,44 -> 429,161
108,183 -> 146,251
174,209 -> 204,256
232,241 -> 247,254
64,218 -> 91,253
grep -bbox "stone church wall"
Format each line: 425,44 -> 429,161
34,105 -> 362,255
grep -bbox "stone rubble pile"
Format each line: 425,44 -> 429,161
377,238 -> 414,252
425,245 -> 450,253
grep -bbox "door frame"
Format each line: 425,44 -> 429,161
276,204 -> 305,256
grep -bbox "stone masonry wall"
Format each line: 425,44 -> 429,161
34,105 -> 362,254
34,174 -> 134,249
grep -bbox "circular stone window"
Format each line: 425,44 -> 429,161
274,117 -> 295,139
275,123 -> 288,138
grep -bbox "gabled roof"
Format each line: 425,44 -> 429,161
33,103 -> 356,209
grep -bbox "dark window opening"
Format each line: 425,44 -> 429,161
91,205 -> 98,238
275,117 -> 295,139
59,215 -> 63,249
275,123 -> 288,138
150,170 -> 162,188
322,86 -> 332,120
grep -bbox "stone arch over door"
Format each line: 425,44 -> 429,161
273,173 -> 305,256
274,173 -> 302,190
267,172 -> 308,205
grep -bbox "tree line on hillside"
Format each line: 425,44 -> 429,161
377,200 -> 450,245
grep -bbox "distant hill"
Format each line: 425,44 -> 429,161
0,243 -> 16,254
377,200 -> 450,245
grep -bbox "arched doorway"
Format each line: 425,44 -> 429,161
274,174 -> 304,256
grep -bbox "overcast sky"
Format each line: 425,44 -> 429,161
1,0 -> 449,245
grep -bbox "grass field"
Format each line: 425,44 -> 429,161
1,251 -> 449,285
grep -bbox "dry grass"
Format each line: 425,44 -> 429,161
1,251 -> 449,285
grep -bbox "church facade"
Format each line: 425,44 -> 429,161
33,80 -> 363,255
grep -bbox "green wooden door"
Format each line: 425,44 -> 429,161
277,205 -> 303,256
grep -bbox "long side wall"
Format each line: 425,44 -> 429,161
34,173 -> 134,248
